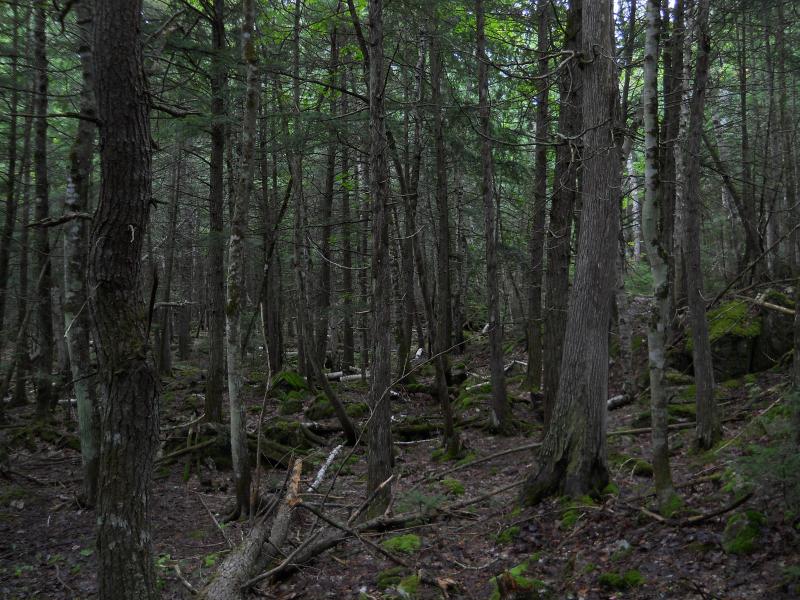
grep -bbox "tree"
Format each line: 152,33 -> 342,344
642,0 -> 677,512
522,0 -> 619,503
366,0 -> 394,513
225,0 -> 259,519
683,0 -> 720,451
90,0 -> 159,595
476,0 -> 512,434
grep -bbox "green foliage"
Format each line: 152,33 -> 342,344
377,566 -> 405,590
273,370 -> 308,392
624,260 -> 654,296
723,511 -> 766,554
440,477 -> 465,496
496,525 -> 521,544
395,490 -> 444,514
397,574 -> 420,598
381,534 -> 421,555
598,570 -> 645,590
488,556 -> 548,600
202,552 -> 219,567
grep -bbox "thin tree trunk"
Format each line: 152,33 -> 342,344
33,1 -> 54,419
522,0 -> 618,503
684,0 -> 720,451
542,0 -> 581,427
340,83 -> 355,369
90,0 -> 159,595
476,0 -> 511,434
526,0 -> 549,393
642,0 -> 677,512
225,0 -> 259,518
158,142 -> 182,376
64,0 -> 99,505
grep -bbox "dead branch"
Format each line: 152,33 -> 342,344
27,211 -> 92,228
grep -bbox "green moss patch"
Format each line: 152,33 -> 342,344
688,300 -> 761,352
397,574 -> 420,598
278,394 -> 304,415
723,510 -> 766,555
440,477 -> 465,496
598,569 -> 645,590
376,566 -> 405,590
272,370 -> 308,392
381,534 -> 421,555
345,402 -> 368,418
496,525 -> 521,544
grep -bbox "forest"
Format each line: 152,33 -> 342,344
0,0 -> 798,597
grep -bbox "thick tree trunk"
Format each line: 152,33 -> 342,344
476,0 -> 512,434
366,0 -> 394,514
642,0 -> 677,512
522,0 -> 618,503
526,0 -> 549,393
33,1 -> 54,419
542,0 -> 581,427
90,0 -> 159,596
64,0 -> 99,505
225,0 -> 259,518
684,0 -> 720,451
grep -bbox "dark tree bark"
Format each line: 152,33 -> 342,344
0,0 -> 24,346
340,71 -> 355,369
205,0 -> 226,424
33,0 -> 54,419
64,0 -> 99,505
366,0 -> 394,514
684,0 -> 720,450
157,142 -> 182,376
90,0 -> 160,595
526,0 -> 550,393
476,0 -> 512,434
522,0 -> 618,503
542,0 -> 581,427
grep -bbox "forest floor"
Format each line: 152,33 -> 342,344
1,331 -> 799,599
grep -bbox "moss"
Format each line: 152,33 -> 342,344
440,477 -> 465,496
272,370 -> 308,392
456,451 -> 477,466
632,459 -> 654,477
376,566 -> 405,590
305,395 -> 335,420
598,570 -> 645,590
403,383 -> 430,394
496,525 -> 521,544
668,403 -> 697,419
278,396 -> 304,415
488,557 -> 548,600
603,482 -> 620,496
723,510 -> 766,554
559,495 -> 596,528
664,369 -> 694,385
397,574 -> 420,598
679,384 -> 697,402
0,485 -> 25,506
381,534 -> 421,555
659,493 -> 684,519
345,402 -> 369,418
688,299 -> 761,352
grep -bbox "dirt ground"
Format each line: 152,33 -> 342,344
1,340 -> 799,599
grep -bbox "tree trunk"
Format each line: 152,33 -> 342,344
158,142 -> 182,376
522,0 -> 618,503
674,1 -> 692,308
340,94 -> 355,369
205,0 -> 226,424
225,0 -> 259,518
526,0 -> 549,394
366,0 -> 394,514
642,0 -> 677,512
542,0 -> 581,427
90,0 -> 159,595
476,0 -> 512,434
33,1 -> 54,419
0,0 -> 24,346
684,0 -> 720,451
64,0 -> 99,505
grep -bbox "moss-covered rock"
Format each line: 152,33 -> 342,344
345,401 -> 369,418
381,534 -> 421,555
272,370 -> 308,393
664,369 -> 694,385
723,510 -> 766,555
278,392 -> 304,415
305,395 -> 335,420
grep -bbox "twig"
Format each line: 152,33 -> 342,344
156,438 -> 215,463
683,491 -> 754,525
348,474 -> 395,526
195,492 -> 233,549
173,563 -> 198,595
307,444 -> 343,492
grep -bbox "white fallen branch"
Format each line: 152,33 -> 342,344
307,444 -> 343,492
607,394 -> 632,410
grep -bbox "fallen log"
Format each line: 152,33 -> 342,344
199,460 -> 303,600
607,394 -> 633,410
